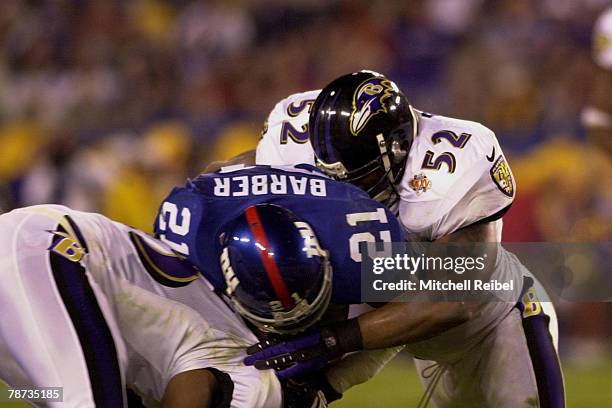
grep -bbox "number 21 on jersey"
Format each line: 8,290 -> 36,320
346,208 -> 393,262
157,202 -> 191,255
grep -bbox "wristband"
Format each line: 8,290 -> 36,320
321,318 -> 363,357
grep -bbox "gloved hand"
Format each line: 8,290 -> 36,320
244,319 -> 363,380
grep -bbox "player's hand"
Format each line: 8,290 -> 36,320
244,330 -> 331,379
244,319 -> 363,380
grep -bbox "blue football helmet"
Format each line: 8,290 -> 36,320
219,204 -> 332,334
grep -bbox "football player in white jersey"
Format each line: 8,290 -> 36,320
0,204 -> 282,407
239,71 -> 565,407
582,5 -> 612,156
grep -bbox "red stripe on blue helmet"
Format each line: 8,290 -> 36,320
244,206 -> 295,311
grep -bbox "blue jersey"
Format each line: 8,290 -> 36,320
154,165 -> 404,304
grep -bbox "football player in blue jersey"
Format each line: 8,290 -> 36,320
155,164 -> 402,303
154,164 -> 476,404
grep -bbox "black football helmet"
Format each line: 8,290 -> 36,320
219,204 -> 333,335
309,70 -> 417,207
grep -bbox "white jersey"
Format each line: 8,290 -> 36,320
594,6 -> 612,70
397,113 -> 514,241
256,92 -> 522,361
256,90 -> 320,166
256,91 -> 515,242
0,205 -> 281,408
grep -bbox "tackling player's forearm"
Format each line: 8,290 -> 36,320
355,222 -> 497,350
356,301 -> 476,350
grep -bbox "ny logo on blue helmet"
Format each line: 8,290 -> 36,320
218,204 -> 333,335
350,77 -> 396,135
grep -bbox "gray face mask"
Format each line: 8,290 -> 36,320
232,259 -> 334,336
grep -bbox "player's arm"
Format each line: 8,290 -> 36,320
357,302 -> 474,349
203,149 -> 256,173
244,222 -> 494,378
358,221 -> 496,349
161,369 -> 218,408
244,300 -> 476,379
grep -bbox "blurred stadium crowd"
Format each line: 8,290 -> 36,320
0,0 -> 609,361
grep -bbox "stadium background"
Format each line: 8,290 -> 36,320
0,0 -> 609,406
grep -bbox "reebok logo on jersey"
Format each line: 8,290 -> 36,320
350,77 -> 395,135
486,146 -> 496,162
